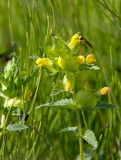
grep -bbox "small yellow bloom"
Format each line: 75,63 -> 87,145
36,58 -> 46,67
25,90 -> 33,100
58,56 -> 64,68
99,87 -> 110,95
77,56 -> 85,64
86,54 -> 96,64
68,34 -> 80,49
66,82 -> 71,92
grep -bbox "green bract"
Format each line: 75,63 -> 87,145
0,55 -> 37,98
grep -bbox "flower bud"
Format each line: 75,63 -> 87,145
58,56 -> 64,68
99,87 -> 110,95
77,55 -> 85,64
66,82 -> 71,92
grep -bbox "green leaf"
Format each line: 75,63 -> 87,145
6,124 -> 28,131
44,66 -> 58,74
77,148 -> 91,160
4,55 -> 19,80
50,80 -> 65,96
90,101 -> 117,110
36,99 -> 75,110
59,127 -> 78,134
0,106 -> 20,116
20,68 -> 38,86
79,64 -> 100,71
44,34 -> 69,59
0,73 -> 8,86
19,110 -> 25,123
76,90 -> 99,108
65,57 -> 80,72
0,91 -> 7,98
80,129 -> 98,148
84,149 -> 91,160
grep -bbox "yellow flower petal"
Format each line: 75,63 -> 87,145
99,87 -> 110,95
36,58 -> 53,68
86,54 -> 96,64
68,34 -> 80,49
36,59 -> 45,65
66,82 -> 71,92
58,56 -> 64,68
77,56 -> 85,64
38,64 -> 43,67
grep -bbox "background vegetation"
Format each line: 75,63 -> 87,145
0,0 -> 121,159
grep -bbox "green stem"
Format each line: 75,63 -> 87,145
76,109 -> 83,160
1,98 -> 9,129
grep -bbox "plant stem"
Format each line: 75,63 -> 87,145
1,98 -> 9,129
76,109 -> 83,160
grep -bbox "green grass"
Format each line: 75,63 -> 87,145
0,0 -> 121,159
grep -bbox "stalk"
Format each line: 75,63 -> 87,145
73,93 -> 83,160
1,98 -> 9,129
76,109 -> 83,160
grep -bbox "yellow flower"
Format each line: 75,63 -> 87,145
77,55 -> 85,64
25,90 -> 33,100
58,56 -> 64,68
36,58 -> 52,68
99,87 -> 110,95
86,54 -> 96,64
66,82 -> 71,92
68,34 -> 80,49
36,58 -> 46,67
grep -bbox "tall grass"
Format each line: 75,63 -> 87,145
0,0 -> 121,159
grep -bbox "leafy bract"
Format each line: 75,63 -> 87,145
79,64 -> 100,71
0,55 -> 38,98
36,99 -> 75,110
20,68 -> 38,86
44,34 -> 70,59
0,106 -> 21,116
6,124 -> 28,131
90,101 -> 116,110
65,57 -> 80,72
50,80 -> 65,96
4,55 -> 19,80
80,129 -> 98,148
76,90 -> 99,108
59,127 -> 78,134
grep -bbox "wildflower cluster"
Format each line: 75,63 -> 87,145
34,33 -> 112,160
35,33 -> 109,96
